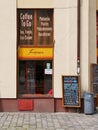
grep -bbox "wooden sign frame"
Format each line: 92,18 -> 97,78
62,75 -> 81,107
91,64 -> 98,94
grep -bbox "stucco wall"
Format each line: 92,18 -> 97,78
80,0 -> 96,96
0,0 -> 96,98
0,0 -> 16,98
96,0 -> 98,10
17,0 -> 54,8
54,1 -> 77,97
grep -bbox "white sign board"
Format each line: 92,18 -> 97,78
45,69 -> 52,74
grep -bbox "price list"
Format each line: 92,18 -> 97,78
62,76 -> 80,107
91,64 -> 98,93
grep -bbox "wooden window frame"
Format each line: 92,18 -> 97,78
17,9 -> 54,47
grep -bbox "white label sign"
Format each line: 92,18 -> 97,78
45,69 -> 52,74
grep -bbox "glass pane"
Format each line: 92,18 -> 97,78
17,9 -> 34,45
27,61 -> 35,94
18,60 -> 52,96
18,61 -> 26,94
36,61 -> 44,94
44,61 -> 52,94
36,9 -> 53,46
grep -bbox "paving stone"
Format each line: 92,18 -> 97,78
46,128 -> 55,130
0,112 -> 98,130
29,125 -> 36,128
0,129 -> 7,130
7,128 -> 16,130
56,129 -> 65,130
16,128 -> 26,130
27,128 -> 36,130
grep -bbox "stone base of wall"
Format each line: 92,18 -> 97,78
0,97 -> 97,112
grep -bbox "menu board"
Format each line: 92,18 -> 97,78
91,64 -> 98,93
62,76 -> 80,107
36,9 -> 53,45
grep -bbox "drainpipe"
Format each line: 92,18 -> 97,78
77,0 -> 81,75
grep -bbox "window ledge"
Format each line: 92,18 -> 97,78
18,94 -> 53,99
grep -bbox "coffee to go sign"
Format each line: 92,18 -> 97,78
20,13 -> 32,27
17,10 -> 34,45
17,9 -> 53,45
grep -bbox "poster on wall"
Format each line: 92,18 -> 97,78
62,76 -> 81,107
17,9 -> 34,45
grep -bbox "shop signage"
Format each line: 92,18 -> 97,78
36,10 -> 53,45
18,47 -> 53,59
91,64 -> 98,93
18,9 -> 53,45
37,17 -> 52,37
18,10 -> 34,45
62,76 -> 81,107
45,62 -> 52,74
45,69 -> 52,75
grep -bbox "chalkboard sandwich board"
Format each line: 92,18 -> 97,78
91,64 -> 98,94
62,76 -> 81,107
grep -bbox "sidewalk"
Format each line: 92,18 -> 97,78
0,112 -> 98,130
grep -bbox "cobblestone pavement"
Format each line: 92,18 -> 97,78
0,112 -> 98,130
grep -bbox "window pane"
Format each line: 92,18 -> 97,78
27,61 -> 35,94
17,9 -> 34,45
36,61 -> 44,94
36,9 -> 53,46
18,61 -> 26,94
18,60 -> 52,96
44,61 -> 52,94
18,61 -> 35,95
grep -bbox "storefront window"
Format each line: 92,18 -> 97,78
36,9 -> 53,45
18,60 -> 52,97
17,9 -> 34,45
17,9 -> 53,97
17,9 -> 53,46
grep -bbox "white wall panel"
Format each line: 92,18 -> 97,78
17,0 -> 54,8
80,0 -> 96,96
54,0 -> 77,8
0,0 -> 16,98
96,0 -> 98,10
54,7 -> 77,98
